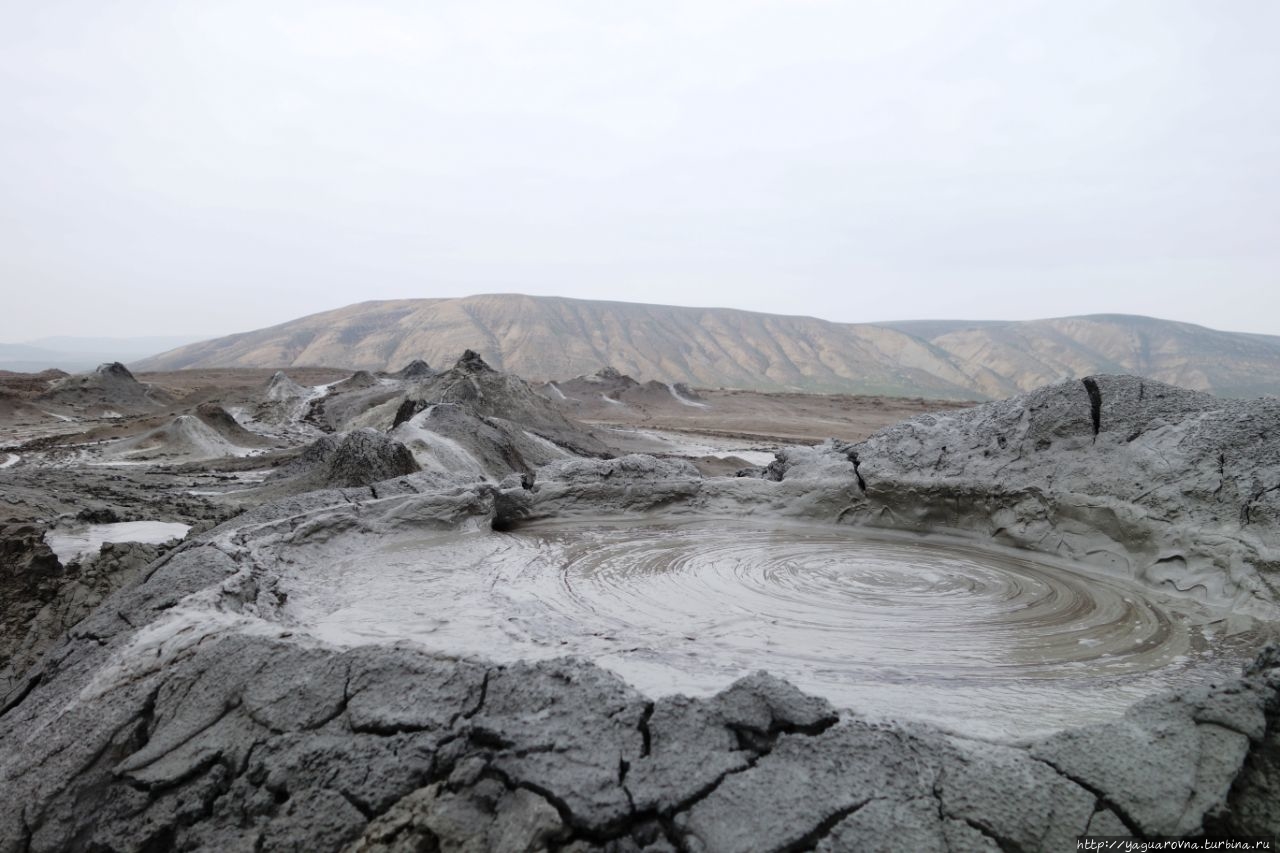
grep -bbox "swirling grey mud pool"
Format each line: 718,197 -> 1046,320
279,518 -> 1273,739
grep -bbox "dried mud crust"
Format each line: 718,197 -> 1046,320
1,617 -> 1275,851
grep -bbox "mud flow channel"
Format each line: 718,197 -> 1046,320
280,518 -> 1273,739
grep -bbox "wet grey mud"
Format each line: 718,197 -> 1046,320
281,518 -> 1265,739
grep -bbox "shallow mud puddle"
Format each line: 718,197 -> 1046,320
602,428 -> 778,465
45,521 -> 191,563
281,518 -> 1273,739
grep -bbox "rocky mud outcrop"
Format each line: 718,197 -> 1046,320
0,525 -> 171,692
303,373 -> 404,434
0,523 -> 64,691
0,456 -> 231,695
267,428 -> 421,491
390,403 -> 575,482
393,351 -> 611,459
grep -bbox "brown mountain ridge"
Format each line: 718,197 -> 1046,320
134,295 -> 1280,400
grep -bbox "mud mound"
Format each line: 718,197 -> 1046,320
544,366 -> 638,402
669,381 -> 705,403
38,362 -> 171,413
193,403 -> 273,447
270,428 -> 421,489
263,370 -> 309,401
586,365 -> 639,387
387,358 -> 434,380
100,362 -> 133,381
248,371 -> 322,430
304,379 -> 403,434
395,351 -> 609,457
389,402 -> 571,480
630,379 -> 708,408
542,368 -> 711,416
332,370 -> 380,393
112,414 -> 252,461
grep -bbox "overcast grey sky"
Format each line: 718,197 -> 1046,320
2,0 -> 1277,342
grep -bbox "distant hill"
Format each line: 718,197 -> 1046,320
133,295 -> 1280,399
890,314 -> 1280,399
0,335 -> 206,373
133,295 -> 982,399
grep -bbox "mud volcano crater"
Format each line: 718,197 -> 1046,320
282,518 -> 1264,739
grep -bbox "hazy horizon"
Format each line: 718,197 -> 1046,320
3,1 -> 1277,341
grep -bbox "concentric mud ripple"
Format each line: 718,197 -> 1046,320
544,529 -> 1178,678
281,518 -> 1270,739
